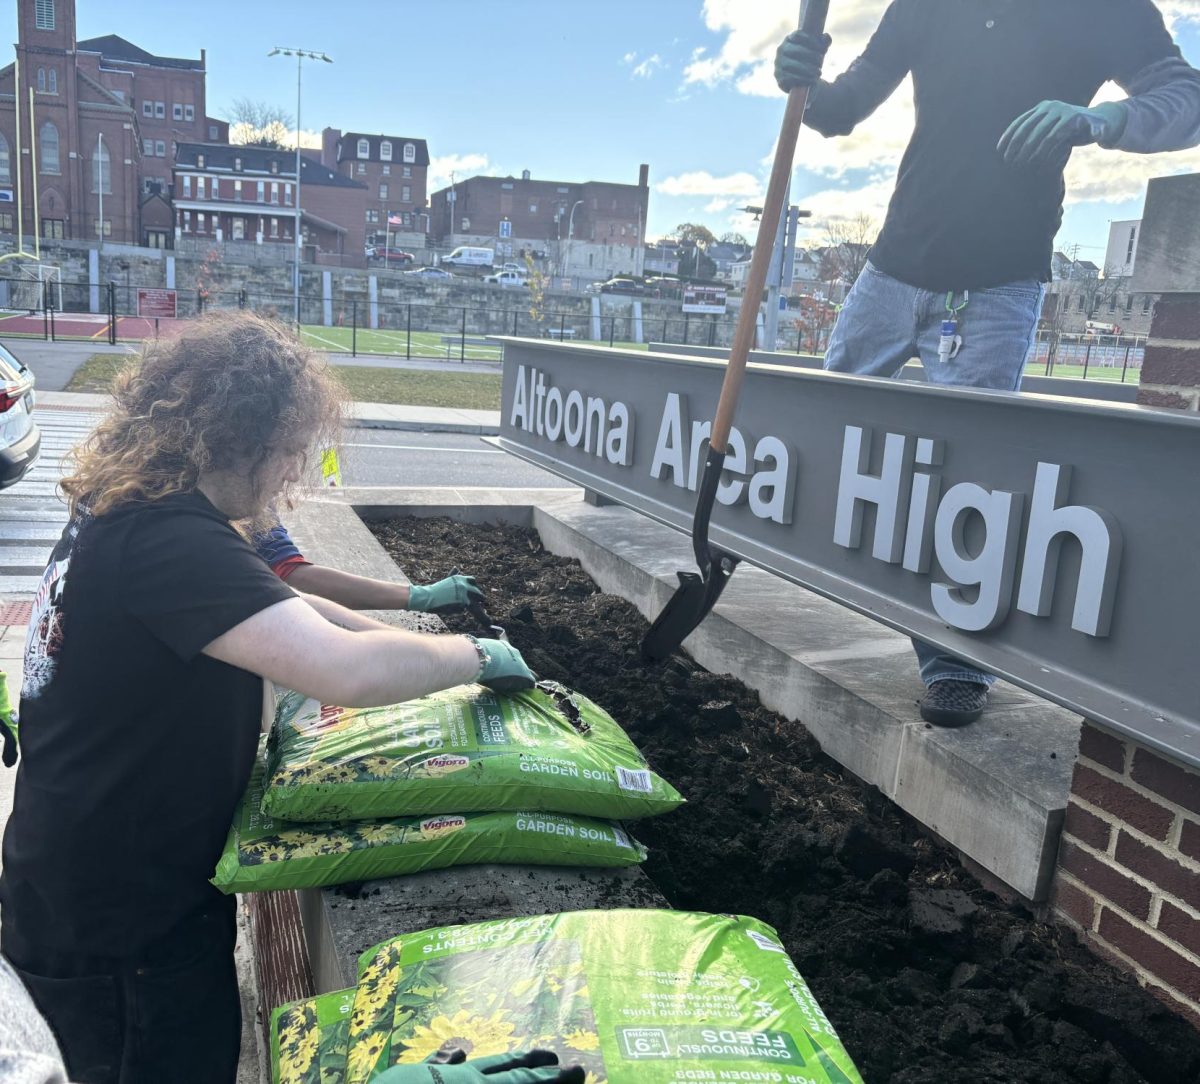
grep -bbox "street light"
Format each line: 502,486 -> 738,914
268,46 -> 333,326
564,199 -> 583,282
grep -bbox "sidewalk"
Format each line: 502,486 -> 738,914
35,390 -> 502,435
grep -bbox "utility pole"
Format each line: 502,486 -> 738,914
743,195 -> 811,351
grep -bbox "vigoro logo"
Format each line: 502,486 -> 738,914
419,815 -> 467,839
835,426 -> 1122,636
296,702 -> 354,736
418,754 -> 470,776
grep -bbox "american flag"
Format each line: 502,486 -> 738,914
388,214 -> 402,227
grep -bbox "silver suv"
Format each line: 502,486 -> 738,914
0,343 -> 40,490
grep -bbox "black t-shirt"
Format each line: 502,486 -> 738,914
805,0 -> 1183,291
1,491 -> 295,967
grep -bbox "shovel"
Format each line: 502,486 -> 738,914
641,0 -> 830,661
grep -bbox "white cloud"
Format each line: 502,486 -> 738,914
632,54 -> 664,79
623,51 -> 637,65
705,197 -> 734,213
796,177 -> 895,234
1064,145 -> 1200,206
427,153 -> 494,191
658,170 -> 762,197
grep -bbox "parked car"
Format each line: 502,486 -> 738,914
499,262 -> 527,275
484,270 -> 528,288
0,343 -> 40,491
374,248 -> 415,266
598,277 -> 646,297
441,246 -> 495,269
404,266 -> 455,281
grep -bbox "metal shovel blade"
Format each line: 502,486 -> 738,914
640,552 -> 739,661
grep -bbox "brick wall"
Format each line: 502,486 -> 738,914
1052,722 -> 1200,1028
1138,293 -> 1200,410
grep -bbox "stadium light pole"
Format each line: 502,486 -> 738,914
564,199 -> 583,282
268,47 -> 333,327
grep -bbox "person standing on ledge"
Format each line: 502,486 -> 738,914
775,0 -> 1200,727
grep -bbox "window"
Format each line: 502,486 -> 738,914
284,184 -> 292,205
1126,228 -> 1137,264
41,218 -> 65,239
380,140 -> 392,161
232,217 -> 244,240
382,165 -> 390,176
91,138 -> 111,194
270,159 -> 279,174
1143,295 -> 1153,314
501,182 -> 513,190
357,138 -> 370,158
182,210 -> 191,232
94,218 -> 111,238
35,0 -> 55,30
1077,296 -> 1085,312
0,134 -> 11,183
270,217 -> 279,238
39,122 -> 59,173
403,142 -> 415,163
256,181 -> 264,201
155,101 -> 165,118
234,156 -> 242,172
379,183 -> 388,200
1125,294 -> 1134,314
556,186 -> 568,194
210,177 -> 219,199
208,124 -> 218,140
173,104 -> 183,121
143,101 -> 154,117
401,185 -> 411,203
270,182 -> 279,204
197,153 -> 205,169
182,175 -> 191,197
402,165 -> 411,178
197,212 -> 206,233
0,212 -> 14,231
155,140 -> 166,157
185,105 -> 194,121
142,138 -> 153,156
356,163 -> 366,175
145,230 -> 168,249
234,179 -> 242,200
366,210 -> 379,223
197,176 -> 205,199
1108,295 -> 1117,314
37,69 -> 45,93
49,69 -> 58,94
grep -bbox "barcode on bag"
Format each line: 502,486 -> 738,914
612,826 -> 632,849
616,767 -> 652,793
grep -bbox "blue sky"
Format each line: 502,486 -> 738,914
45,0 -> 1200,260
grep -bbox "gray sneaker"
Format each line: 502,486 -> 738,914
919,680 -> 988,727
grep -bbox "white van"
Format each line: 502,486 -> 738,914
440,246 -> 495,269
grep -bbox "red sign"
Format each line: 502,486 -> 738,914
136,288 -> 177,319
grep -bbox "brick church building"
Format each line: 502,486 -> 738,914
0,0 -> 223,246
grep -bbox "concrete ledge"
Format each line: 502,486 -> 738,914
312,488 -> 1082,903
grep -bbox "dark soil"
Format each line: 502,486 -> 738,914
371,516 -> 1200,1084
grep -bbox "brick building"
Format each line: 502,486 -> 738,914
429,165 -> 650,280
173,143 -> 367,266
0,0 -> 223,247
321,128 -> 429,247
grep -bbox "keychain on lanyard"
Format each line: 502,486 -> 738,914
938,290 -> 969,363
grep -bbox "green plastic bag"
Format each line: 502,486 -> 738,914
271,988 -> 354,1084
260,682 -> 683,823
213,757 -> 647,894
345,910 -> 864,1084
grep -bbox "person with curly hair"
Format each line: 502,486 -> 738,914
0,312 -> 535,1084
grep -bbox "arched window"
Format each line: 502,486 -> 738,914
357,138 -> 369,158
37,68 -> 46,92
380,140 -> 392,161
48,69 -> 57,94
0,133 -> 10,183
40,122 -> 59,173
403,142 -> 416,163
92,137 -> 111,194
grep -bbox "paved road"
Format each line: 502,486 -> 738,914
0,405 -> 100,594
340,429 -> 572,489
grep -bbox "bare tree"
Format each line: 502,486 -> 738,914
719,232 -> 749,246
821,212 -> 877,287
227,98 -> 295,149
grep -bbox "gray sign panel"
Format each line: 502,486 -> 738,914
496,339 -> 1200,767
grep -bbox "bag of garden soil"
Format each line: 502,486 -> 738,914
343,909 -> 864,1084
270,988 -> 354,1084
260,681 -> 683,823
212,755 -> 647,894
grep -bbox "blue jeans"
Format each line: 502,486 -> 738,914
824,261 -> 1045,687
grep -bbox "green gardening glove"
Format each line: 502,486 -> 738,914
374,1048 -> 584,1083
408,574 -> 485,614
774,28 -> 832,92
998,100 -> 1127,168
468,636 -> 536,693
0,670 -> 17,768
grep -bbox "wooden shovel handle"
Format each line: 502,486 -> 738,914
710,0 -> 830,452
